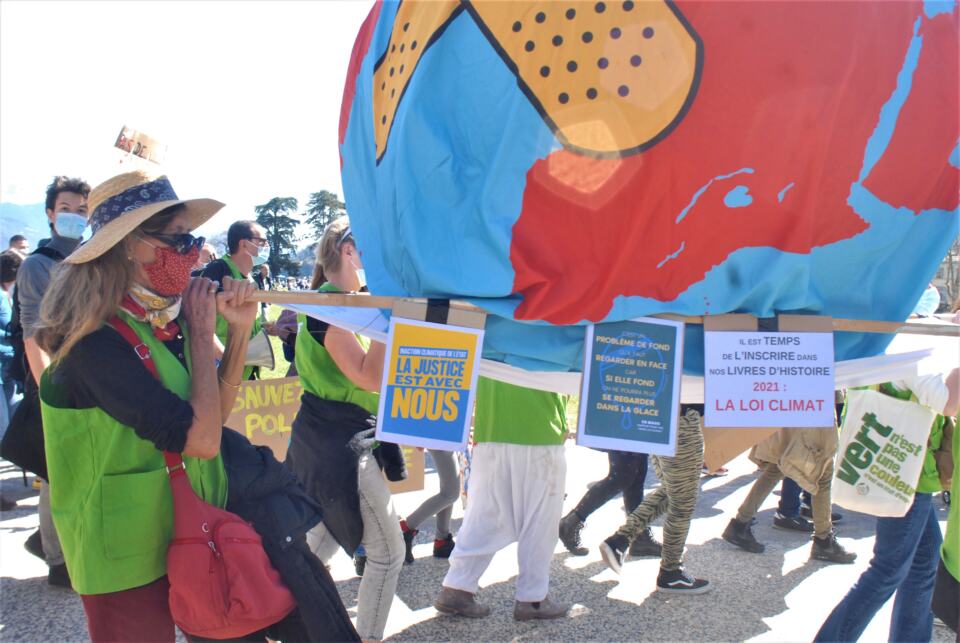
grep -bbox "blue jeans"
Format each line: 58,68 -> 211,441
777,477 -> 812,517
815,493 -> 941,642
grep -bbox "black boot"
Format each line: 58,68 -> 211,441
433,533 -> 455,559
628,528 -> 662,558
810,532 -> 856,564
722,518 -> 765,553
401,523 -> 418,564
558,512 -> 588,556
353,551 -> 367,577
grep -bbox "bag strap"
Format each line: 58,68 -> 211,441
107,315 -> 185,473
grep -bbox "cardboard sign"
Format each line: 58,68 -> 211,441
705,330 -> 835,427
577,318 -> 684,456
225,377 -> 424,493
225,377 -> 303,459
114,125 -> 167,164
376,318 -> 484,451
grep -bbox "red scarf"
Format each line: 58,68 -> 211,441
119,295 -> 182,341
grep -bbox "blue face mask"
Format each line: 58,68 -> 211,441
54,212 -> 88,239
251,243 -> 270,267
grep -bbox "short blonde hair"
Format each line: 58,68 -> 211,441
310,216 -> 352,290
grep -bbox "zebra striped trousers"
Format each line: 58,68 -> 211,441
615,407 -> 705,571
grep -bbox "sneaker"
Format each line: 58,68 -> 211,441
801,504 -> 843,523
656,567 -> 711,594
47,563 -> 72,589
353,552 -> 367,577
810,533 -> 856,564
435,586 -> 491,618
600,535 -> 628,574
722,518 -> 765,553
559,512 -> 589,556
23,529 -> 44,561
401,521 -> 418,564
628,528 -> 662,558
433,533 -> 455,559
702,465 -> 729,478
514,596 -> 570,621
773,512 -> 814,533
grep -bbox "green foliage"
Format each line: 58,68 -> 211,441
304,190 -> 346,241
254,196 -> 299,275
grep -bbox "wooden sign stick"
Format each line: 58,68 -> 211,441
250,291 -> 960,338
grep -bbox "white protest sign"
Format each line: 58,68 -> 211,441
705,331 -> 835,427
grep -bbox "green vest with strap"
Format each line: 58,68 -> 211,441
861,382 -> 945,494
216,255 -> 263,380
294,283 -> 379,414
40,312 -> 228,595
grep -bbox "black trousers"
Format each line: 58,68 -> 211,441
573,450 -> 649,521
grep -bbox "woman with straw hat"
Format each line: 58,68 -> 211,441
31,170 -> 296,641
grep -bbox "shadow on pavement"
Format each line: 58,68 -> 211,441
0,575 -> 85,642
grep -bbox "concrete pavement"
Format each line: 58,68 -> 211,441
1,446 -> 953,641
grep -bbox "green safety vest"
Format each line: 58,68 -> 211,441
294,283 -> 379,414
216,255 -> 263,380
40,313 -> 228,595
860,382 -> 945,494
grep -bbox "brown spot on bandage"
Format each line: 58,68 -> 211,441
465,0 -> 702,156
373,0 -> 460,160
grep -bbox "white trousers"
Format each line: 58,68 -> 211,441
442,442 -> 566,602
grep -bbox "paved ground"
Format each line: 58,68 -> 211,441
1,446 -> 953,642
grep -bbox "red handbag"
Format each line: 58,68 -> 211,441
163,451 -> 296,639
108,316 -> 297,639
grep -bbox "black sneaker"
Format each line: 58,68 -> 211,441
23,529 -> 44,561
600,535 -> 628,575
354,552 -> 367,577
402,526 -> 418,564
810,532 -> 856,564
559,512 -> 589,556
801,504 -> 843,523
433,533 -> 455,559
722,518 -> 765,553
628,528 -> 662,558
656,567 -> 711,594
773,512 -> 814,533
47,563 -> 72,590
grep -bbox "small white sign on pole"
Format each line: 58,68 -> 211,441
705,331 -> 835,427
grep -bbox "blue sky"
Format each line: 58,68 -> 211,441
0,0 -> 371,236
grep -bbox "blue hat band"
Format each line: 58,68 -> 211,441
90,177 -> 179,233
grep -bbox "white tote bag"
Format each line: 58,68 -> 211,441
833,389 -> 936,517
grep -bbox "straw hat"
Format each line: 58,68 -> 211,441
65,170 -> 224,264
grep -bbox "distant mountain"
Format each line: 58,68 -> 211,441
0,202 -> 48,244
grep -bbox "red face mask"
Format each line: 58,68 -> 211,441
143,245 -> 200,296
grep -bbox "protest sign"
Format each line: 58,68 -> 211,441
705,317 -> 835,427
114,125 -> 167,164
577,318 -> 684,456
376,317 -> 484,451
225,377 -> 302,459
226,377 -> 424,493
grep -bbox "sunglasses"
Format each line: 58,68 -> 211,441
142,232 -> 206,255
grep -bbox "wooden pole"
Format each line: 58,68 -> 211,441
250,291 -> 960,337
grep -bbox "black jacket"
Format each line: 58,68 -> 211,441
220,428 -> 359,642
285,393 -> 406,556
